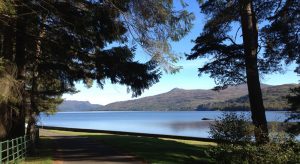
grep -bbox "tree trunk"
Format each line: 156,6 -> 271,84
239,0 -> 269,144
2,25 -> 15,61
26,110 -> 37,153
0,25 -> 15,140
26,15 -> 46,150
27,71 -> 38,152
0,104 -> 12,140
10,0 -> 28,138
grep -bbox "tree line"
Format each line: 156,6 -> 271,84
0,0 -> 299,144
0,0 -> 193,141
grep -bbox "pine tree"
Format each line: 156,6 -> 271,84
187,0 -> 299,143
286,86 -> 300,136
0,0 -> 193,139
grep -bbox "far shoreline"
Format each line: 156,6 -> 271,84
54,110 -> 290,113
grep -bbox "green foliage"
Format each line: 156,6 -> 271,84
286,85 -> 300,136
209,112 -> 253,142
0,0 -> 194,138
112,0 -> 195,73
0,1 -> 15,15
261,0 -> 300,73
0,58 -> 3,70
209,139 -> 300,164
208,111 -> 299,163
0,60 -> 21,104
187,0 -> 299,88
187,1 -> 299,143
287,86 -> 300,113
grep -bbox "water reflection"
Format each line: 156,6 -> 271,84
39,111 -> 293,138
161,121 -> 212,132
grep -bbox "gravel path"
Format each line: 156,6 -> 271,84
40,129 -> 144,164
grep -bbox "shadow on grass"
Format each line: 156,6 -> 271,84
83,134 -> 215,164
25,131 -> 215,164
46,135 -> 143,163
23,137 -> 53,164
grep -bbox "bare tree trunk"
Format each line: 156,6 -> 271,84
26,16 -> 46,150
26,110 -> 37,152
10,0 -> 28,138
239,0 -> 269,144
27,72 -> 38,152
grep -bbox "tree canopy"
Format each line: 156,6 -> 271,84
0,0 -> 193,139
108,0 -> 195,73
187,0 -> 299,143
286,85 -> 300,136
188,0 -> 299,89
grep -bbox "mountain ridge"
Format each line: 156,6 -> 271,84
58,84 -> 297,112
57,100 -> 103,112
103,83 -> 274,111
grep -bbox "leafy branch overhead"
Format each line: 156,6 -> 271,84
0,0 -> 193,139
107,0 -> 195,73
188,0 -> 299,89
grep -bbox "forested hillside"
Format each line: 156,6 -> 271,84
57,100 -> 103,112
101,84 -> 296,111
198,84 -> 297,111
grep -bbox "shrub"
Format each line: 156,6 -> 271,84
209,112 -> 253,142
208,112 -> 300,163
209,139 -> 300,164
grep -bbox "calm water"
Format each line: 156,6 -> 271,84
39,111 -> 291,138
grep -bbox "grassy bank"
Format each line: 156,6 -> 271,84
24,129 -> 216,163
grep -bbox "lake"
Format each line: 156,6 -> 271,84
39,111 -> 291,138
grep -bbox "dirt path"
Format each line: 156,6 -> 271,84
40,129 -> 144,164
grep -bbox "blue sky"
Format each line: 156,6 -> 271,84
63,0 -> 299,105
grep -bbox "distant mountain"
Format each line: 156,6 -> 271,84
58,84 -> 297,111
57,100 -> 103,112
103,84 -> 289,111
198,84 -> 297,111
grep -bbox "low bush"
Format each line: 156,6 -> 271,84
209,112 -> 253,142
209,140 -> 300,164
208,112 -> 300,163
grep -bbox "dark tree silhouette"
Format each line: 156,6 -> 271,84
286,85 -> 300,136
0,0 -> 193,139
187,0 -> 299,143
1,0 -> 161,139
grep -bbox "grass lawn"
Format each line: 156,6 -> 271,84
95,135 -> 216,163
24,130 -> 216,164
22,137 -> 53,164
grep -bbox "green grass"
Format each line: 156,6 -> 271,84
93,135 -> 215,163
22,137 -> 53,164
47,130 -> 216,164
